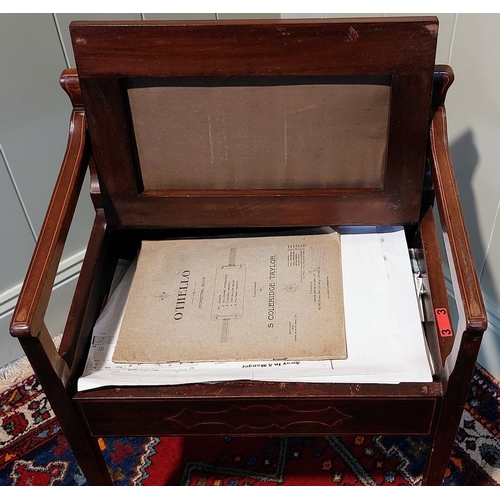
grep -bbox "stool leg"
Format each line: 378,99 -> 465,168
422,350 -> 479,485
422,423 -> 456,485
61,417 -> 113,486
20,336 -> 113,485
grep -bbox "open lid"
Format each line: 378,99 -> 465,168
70,17 -> 438,229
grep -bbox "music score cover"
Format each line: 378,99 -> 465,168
112,231 -> 346,364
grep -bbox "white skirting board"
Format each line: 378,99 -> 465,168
0,250 -> 84,369
0,249 -> 85,322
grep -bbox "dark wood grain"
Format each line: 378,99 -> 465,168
107,191 -> 422,229
432,64 -> 455,110
77,397 -> 436,437
429,93 -> 488,335
419,205 -> 455,369
59,68 -> 84,108
58,210 -> 116,386
71,18 -> 437,78
73,17 -> 437,228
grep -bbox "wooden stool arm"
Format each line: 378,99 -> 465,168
10,108 -> 90,340
429,103 -> 487,337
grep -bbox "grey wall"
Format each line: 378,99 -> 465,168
1,13 -> 499,381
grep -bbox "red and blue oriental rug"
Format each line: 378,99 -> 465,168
1,363 -> 499,485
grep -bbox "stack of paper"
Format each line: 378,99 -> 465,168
78,227 -> 433,391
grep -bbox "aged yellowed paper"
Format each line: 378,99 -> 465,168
112,232 -> 346,363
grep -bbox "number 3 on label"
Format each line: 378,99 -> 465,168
435,308 -> 453,337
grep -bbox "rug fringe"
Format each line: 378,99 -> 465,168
0,355 -> 34,393
0,334 -> 62,393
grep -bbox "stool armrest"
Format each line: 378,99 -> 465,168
429,102 -> 487,337
10,108 -> 90,339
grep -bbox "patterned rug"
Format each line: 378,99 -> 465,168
1,362 -> 499,486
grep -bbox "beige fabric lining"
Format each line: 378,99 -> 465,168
128,83 -> 390,190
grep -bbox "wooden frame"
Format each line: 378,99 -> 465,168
71,18 -> 437,228
10,19 -> 487,486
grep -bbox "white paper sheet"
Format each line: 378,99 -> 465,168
77,227 -> 433,391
